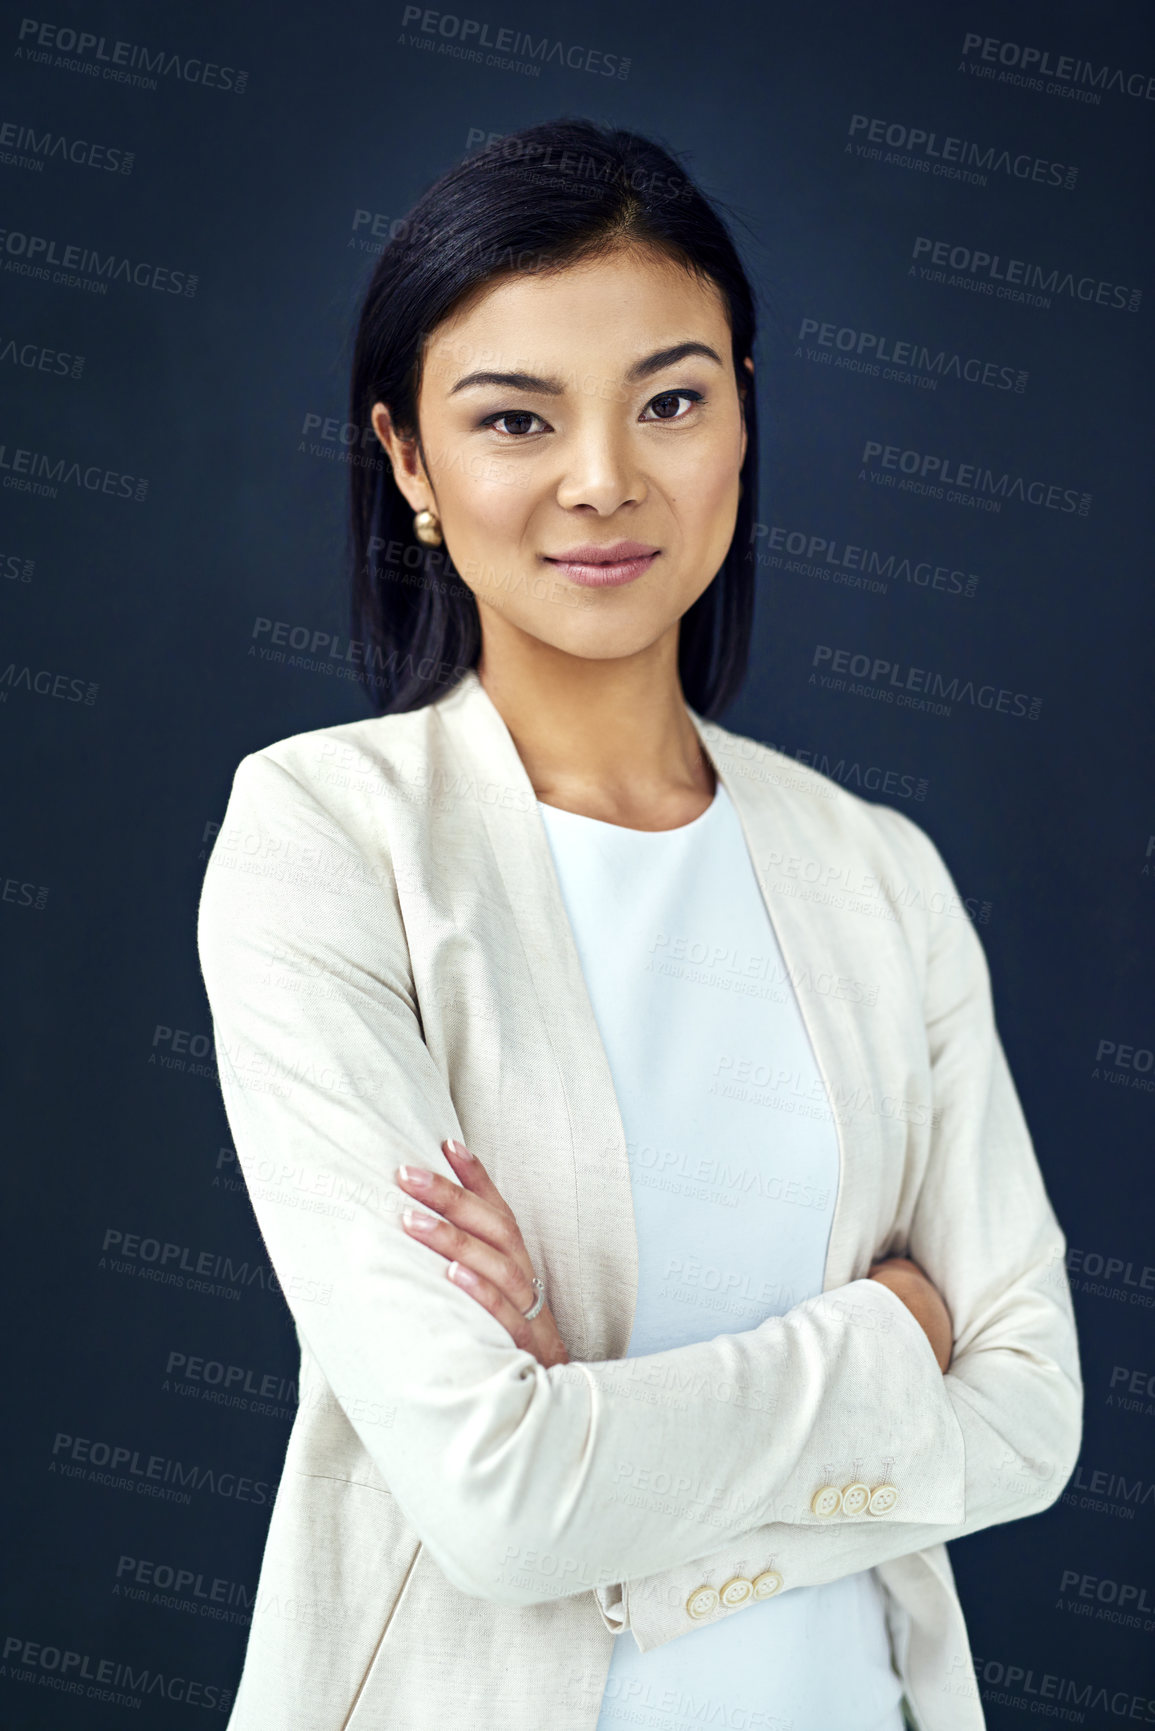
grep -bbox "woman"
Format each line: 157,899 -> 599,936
197,119 -> 1082,1731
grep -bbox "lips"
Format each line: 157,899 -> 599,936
548,541 -> 658,564
542,541 -> 660,588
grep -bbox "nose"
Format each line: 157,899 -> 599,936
554,419 -> 646,515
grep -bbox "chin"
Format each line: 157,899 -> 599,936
537,617 -> 678,663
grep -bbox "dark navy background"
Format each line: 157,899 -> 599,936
2,0 -> 1152,1724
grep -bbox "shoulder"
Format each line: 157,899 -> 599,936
200,708 -> 447,918
214,701 -> 454,848
236,705 -> 436,794
699,712 -> 935,862
698,712 -> 972,943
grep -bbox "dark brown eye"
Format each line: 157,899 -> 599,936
491,411 -> 542,436
642,390 -> 702,422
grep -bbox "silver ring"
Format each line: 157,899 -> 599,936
522,1275 -> 545,1322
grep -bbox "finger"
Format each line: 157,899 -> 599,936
441,1138 -> 513,1212
401,1210 -> 538,1314
445,1258 -> 537,1352
394,1162 -> 521,1259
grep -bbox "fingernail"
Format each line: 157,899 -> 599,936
446,1138 -> 474,1161
448,1260 -> 476,1285
403,1208 -> 435,1232
398,1165 -> 430,1188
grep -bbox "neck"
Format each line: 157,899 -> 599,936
475,630 -> 716,831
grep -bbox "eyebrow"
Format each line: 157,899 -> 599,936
447,340 -> 725,397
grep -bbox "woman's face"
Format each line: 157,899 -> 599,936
372,245 -> 750,668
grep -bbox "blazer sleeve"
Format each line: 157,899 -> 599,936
596,801 -> 1084,1652
196,750 -> 974,1611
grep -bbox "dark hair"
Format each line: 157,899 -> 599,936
348,116 -> 758,718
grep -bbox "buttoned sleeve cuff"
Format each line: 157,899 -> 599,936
751,1274 -> 967,1529
587,1276 -> 965,1645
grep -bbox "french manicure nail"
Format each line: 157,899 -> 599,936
403,1208 -> 434,1232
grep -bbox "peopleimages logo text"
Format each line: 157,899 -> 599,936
0,227 -> 197,295
798,317 -> 1026,392
960,33 -> 1155,102
847,114 -> 1077,190
911,236 -> 1140,312
0,120 -> 134,174
399,7 -> 629,77
811,646 -> 1042,722
860,439 -> 1090,515
15,18 -> 248,92
0,441 -> 147,502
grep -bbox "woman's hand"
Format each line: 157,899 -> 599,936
868,1255 -> 953,1372
394,1139 -> 571,1369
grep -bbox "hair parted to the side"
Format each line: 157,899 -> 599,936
348,116 -> 759,718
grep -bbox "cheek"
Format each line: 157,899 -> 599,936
436,459 -> 533,542
671,444 -> 739,537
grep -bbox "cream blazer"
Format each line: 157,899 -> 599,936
196,667 -> 1083,1731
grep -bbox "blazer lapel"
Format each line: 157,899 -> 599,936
687,713 -> 885,1293
432,671 -> 638,1364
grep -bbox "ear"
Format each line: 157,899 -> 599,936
370,401 -> 434,514
738,356 -> 753,470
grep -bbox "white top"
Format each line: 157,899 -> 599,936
537,781 -> 906,1731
